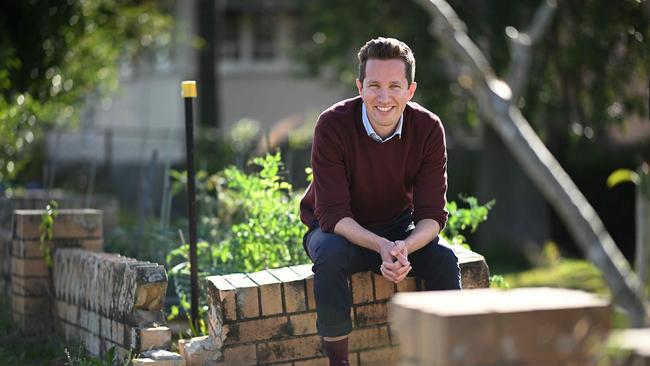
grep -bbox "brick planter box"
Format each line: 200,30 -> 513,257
179,245 -> 489,365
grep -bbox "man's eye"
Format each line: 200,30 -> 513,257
390,85 -> 401,89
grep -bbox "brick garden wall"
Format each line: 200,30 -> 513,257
53,248 -> 171,360
10,209 -> 103,333
4,207 -> 182,364
0,190 -> 118,299
179,245 -> 490,366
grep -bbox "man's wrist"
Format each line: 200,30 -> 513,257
374,237 -> 392,253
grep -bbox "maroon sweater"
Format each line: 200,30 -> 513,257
300,96 -> 448,233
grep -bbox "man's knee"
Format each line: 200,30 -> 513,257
309,231 -> 350,271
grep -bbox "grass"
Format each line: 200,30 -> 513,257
0,296 -> 64,365
0,296 -> 130,366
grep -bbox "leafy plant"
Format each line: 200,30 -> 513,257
39,200 -> 59,268
489,274 -> 509,289
442,195 -> 495,248
167,152 -> 309,335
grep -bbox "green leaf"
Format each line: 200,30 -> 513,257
607,169 -> 639,188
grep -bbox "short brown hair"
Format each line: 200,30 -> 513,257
358,37 -> 416,85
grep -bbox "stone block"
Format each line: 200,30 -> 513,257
223,273 -> 260,319
289,264 -> 316,310
140,349 -> 185,366
225,315 -> 291,344
354,302 -> 388,327
87,310 -> 100,335
395,277 -> 417,293
390,288 -> 611,366
178,335 -> 221,366
130,326 -> 172,351
11,275 -> 50,296
205,275 -> 237,322
349,325 -> 390,351
13,209 -> 102,240
222,344 -> 257,366
289,312 -> 318,336
11,257 -> 48,277
256,334 -> 322,364
358,346 -> 399,366
12,293 -> 49,315
373,273 -> 395,301
453,244 -> 490,289
12,238 -> 103,258
247,270 -> 283,316
269,267 -> 306,313
351,272 -> 373,304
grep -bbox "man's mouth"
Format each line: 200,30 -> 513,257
376,106 -> 393,112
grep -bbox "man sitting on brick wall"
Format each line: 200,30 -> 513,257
299,37 -> 462,366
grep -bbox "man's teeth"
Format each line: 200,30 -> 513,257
377,106 -> 392,112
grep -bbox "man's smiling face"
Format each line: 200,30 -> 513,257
356,58 -> 417,137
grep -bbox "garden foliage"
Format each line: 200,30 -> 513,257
166,152 -> 494,335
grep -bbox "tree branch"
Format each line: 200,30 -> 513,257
415,0 -> 649,326
506,0 -> 558,102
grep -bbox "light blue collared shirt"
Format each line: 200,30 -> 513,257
362,103 -> 403,143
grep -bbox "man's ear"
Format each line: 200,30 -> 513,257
407,81 -> 417,100
356,79 -> 363,95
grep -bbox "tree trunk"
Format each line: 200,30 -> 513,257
637,163 -> 650,292
415,0 -> 649,326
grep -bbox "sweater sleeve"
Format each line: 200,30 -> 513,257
312,117 -> 353,233
412,118 -> 449,230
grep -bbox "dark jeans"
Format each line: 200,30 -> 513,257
303,213 -> 461,337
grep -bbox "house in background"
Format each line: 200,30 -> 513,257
45,0 -> 346,182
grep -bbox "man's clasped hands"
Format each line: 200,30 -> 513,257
378,239 -> 412,283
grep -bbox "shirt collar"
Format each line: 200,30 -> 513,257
362,103 -> 403,143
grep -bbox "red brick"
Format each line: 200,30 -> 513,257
11,311 -> 52,334
13,209 -> 102,240
358,346 -> 399,366
351,272 -> 373,304
11,238 -> 103,258
305,277 -> 316,310
130,326 -> 172,351
290,264 -> 316,310
290,312 -> 318,335
224,273 -> 260,319
11,257 -> 48,277
226,316 -> 291,344
270,267 -> 307,313
248,270 -> 283,316
205,275 -> 237,322
257,334 -> 323,363
12,293 -> 50,315
373,273 -> 395,300
395,277 -> 417,292
294,356 -> 359,366
223,344 -> 257,366
11,275 -> 50,296
349,326 -> 390,351
354,302 -> 388,327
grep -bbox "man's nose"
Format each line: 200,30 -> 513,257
377,88 -> 389,101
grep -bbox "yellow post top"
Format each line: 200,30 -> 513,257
181,81 -> 197,98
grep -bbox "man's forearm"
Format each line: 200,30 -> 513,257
404,219 -> 440,254
333,217 -> 388,252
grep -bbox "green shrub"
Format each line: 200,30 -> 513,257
442,195 -> 495,248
